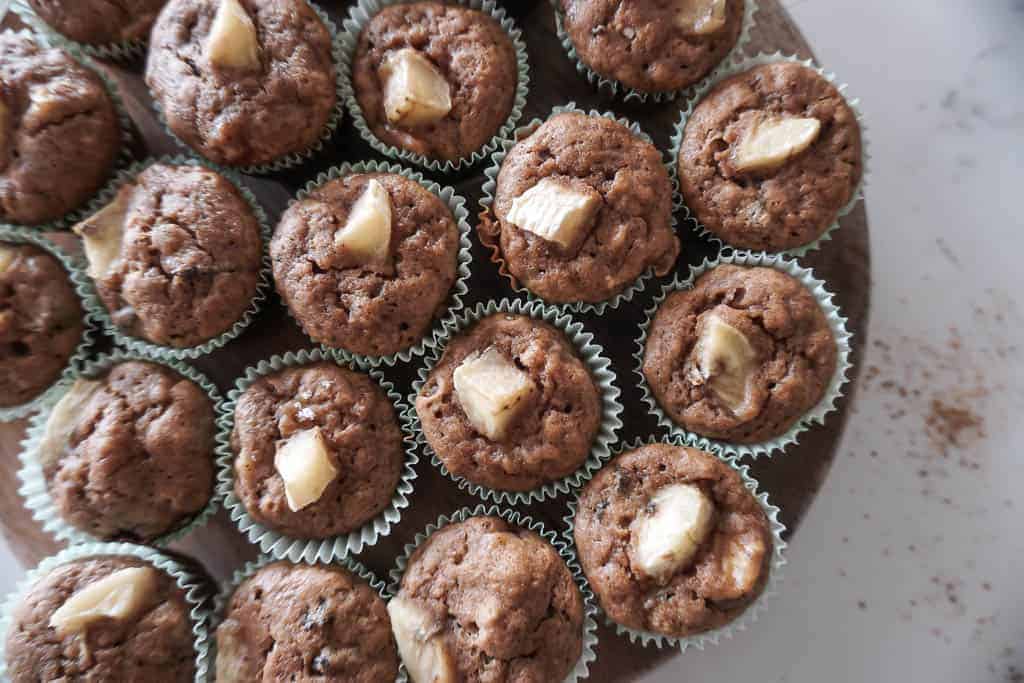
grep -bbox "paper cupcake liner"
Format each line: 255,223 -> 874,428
634,250 -> 853,459
149,1 -> 345,175
670,52 -> 871,257
563,434 -> 788,651
77,154 -> 273,360
285,159 -> 473,368
8,0 -> 147,60
408,298 -> 623,505
478,102 -> 679,315
216,348 -> 420,563
16,349 -> 223,547
0,541 -> 214,682
338,0 -> 530,173
0,225 -> 98,422
552,0 -> 758,103
388,504 -> 599,683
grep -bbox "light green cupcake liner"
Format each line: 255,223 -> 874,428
0,541 -> 214,682
149,1 -> 345,175
8,0 -> 147,60
563,435 -> 788,652
670,52 -> 870,257
338,0 -> 530,173
0,225 -> 98,422
552,0 -> 758,103
388,504 -> 599,683
478,102 -> 680,315
284,159 -> 473,368
77,154 -> 273,360
215,348 -> 420,563
17,349 -> 223,547
408,298 -> 623,505
634,250 -> 853,459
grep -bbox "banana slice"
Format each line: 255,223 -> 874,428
387,596 -> 456,683
335,178 -> 392,265
39,379 -> 101,466
274,426 -> 338,512
380,48 -> 453,128
0,244 -> 16,273
675,0 -> 727,35
630,483 -> 716,582
733,114 -> 821,173
73,186 -> 132,281
506,177 -> 601,253
207,0 -> 261,71
708,529 -> 767,600
694,314 -> 757,414
453,346 -> 536,441
50,567 -> 158,635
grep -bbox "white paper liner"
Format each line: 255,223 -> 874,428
408,298 -> 623,504
9,0 -> 147,60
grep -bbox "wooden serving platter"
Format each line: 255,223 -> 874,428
0,1 -> 869,680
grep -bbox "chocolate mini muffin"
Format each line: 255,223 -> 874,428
416,312 -> 601,492
0,32 -> 120,225
146,0 -> 336,167
231,361 -> 404,539
485,111 -> 679,305
4,554 -> 199,681
0,240 -> 84,408
73,162 -> 263,349
272,171 -> 459,357
37,360 -> 216,541
559,0 -> 744,94
643,264 -> 837,443
678,62 -> 863,251
352,2 -> 519,162
573,443 -> 773,637
389,515 -> 583,682
216,561 -> 398,682
27,0 -> 167,46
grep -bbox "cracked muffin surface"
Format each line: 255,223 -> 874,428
28,0 -> 168,46
0,31 -> 120,225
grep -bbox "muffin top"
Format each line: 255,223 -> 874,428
391,516 -> 583,683
0,31 -> 120,225
28,0 -> 168,46
271,171 -> 459,357
231,361 -> 404,539
216,561 -> 398,682
352,2 -> 518,161
559,0 -> 745,93
145,0 -> 336,167
487,111 -> 679,304
73,162 -> 263,349
38,360 -> 216,542
0,241 -> 84,408
678,62 -> 863,251
573,443 -> 772,637
643,264 -> 837,443
5,555 -> 197,682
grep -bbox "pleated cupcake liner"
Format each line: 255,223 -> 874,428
9,0 -> 147,60
283,159 -> 473,368
0,225 -> 98,422
562,434 -> 788,651
552,0 -> 759,103
634,250 -> 853,459
17,349 -> 223,547
670,52 -> 871,257
149,1 -> 346,175
408,298 -> 623,505
77,154 -> 273,360
215,348 -> 420,563
478,102 -> 679,316
338,0 -> 530,173
388,504 -> 599,683
0,541 -> 214,682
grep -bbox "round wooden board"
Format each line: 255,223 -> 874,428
0,2 -> 869,680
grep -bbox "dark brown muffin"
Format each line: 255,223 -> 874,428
574,443 -> 772,637
4,555 -> 197,682
416,313 -> 601,492
0,241 -> 84,408
271,171 -> 459,357
678,62 -> 863,251
27,0 -> 168,46
391,516 -> 583,682
352,2 -> 518,162
560,0 -> 744,94
485,111 -> 678,305
643,264 -> 837,443
231,361 -> 404,539
38,360 -> 216,541
215,561 -> 398,682
73,162 -> 263,349
145,0 -> 336,167
0,32 -> 120,225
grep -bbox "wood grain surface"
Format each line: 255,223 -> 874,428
0,1 -> 870,680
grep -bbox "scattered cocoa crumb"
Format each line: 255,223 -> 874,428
857,600 -> 867,610
926,399 -> 985,451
